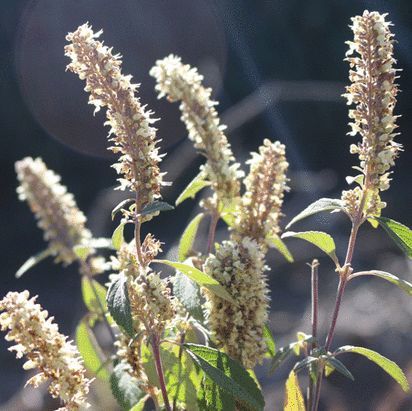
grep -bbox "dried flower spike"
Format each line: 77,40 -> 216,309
15,157 -> 92,265
150,55 -> 243,207
65,24 -> 165,210
342,10 -> 401,218
234,139 -> 289,246
204,238 -> 269,368
0,291 -> 91,410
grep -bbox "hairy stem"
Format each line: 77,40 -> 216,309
151,335 -> 171,411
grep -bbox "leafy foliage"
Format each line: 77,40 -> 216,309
15,249 -> 53,278
178,213 -> 205,262
176,172 -> 211,206
284,371 -> 305,411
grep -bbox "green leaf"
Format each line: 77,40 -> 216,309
266,234 -> 294,262
111,362 -> 145,410
375,217 -> 412,259
76,319 -> 110,381
263,325 -> 276,358
326,357 -> 354,381
284,370 -> 305,411
141,200 -> 174,217
112,198 -> 135,220
112,222 -> 126,251
178,213 -> 205,262
129,395 -> 149,411
15,249 -> 53,278
173,269 -> 204,322
285,198 -> 344,229
293,356 -> 318,373
184,344 -> 264,411
155,260 -> 234,303
73,244 -> 92,261
345,174 -> 364,186
335,346 -> 409,392
81,277 -> 107,315
282,231 -> 339,265
176,171 -> 211,206
349,270 -> 412,296
200,375 -> 235,411
106,274 -> 134,337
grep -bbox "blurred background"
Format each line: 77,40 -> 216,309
0,0 -> 411,409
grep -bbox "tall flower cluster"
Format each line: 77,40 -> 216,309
342,11 -> 401,218
204,238 -> 268,368
234,139 -> 289,246
150,55 -> 243,207
15,157 -> 92,265
0,291 -> 91,410
65,24 -> 164,210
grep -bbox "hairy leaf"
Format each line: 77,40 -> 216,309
176,171 -> 211,206
155,260 -> 234,303
141,200 -> 174,216
106,274 -> 134,337
286,198 -> 344,229
335,346 -> 409,392
184,344 -> 265,411
76,319 -> 110,381
375,217 -> 412,259
81,277 -> 107,315
284,371 -> 305,411
112,198 -> 135,220
282,231 -> 339,265
178,213 -> 205,261
266,234 -> 294,262
15,248 -> 53,278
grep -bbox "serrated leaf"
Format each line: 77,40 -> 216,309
266,234 -> 294,262
112,198 -> 135,220
111,362 -> 145,410
15,248 -> 53,278
76,319 -> 110,381
178,213 -> 205,261
141,200 -> 174,216
176,172 -> 211,206
263,325 -> 276,358
375,217 -> 412,259
184,344 -> 265,411
335,346 -> 409,392
282,231 -> 339,265
350,270 -> 412,296
155,260 -> 234,303
173,270 -> 204,322
106,274 -> 134,337
326,357 -> 354,381
81,276 -> 107,315
286,198 -> 344,229
284,370 -> 305,411
112,222 -> 126,251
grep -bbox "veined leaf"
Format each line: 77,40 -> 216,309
15,248 -> 53,278
76,319 -> 110,381
141,200 -> 174,217
111,198 -> 134,220
282,231 -> 339,265
106,274 -> 134,337
284,370 -> 305,411
266,234 -> 294,262
349,270 -> 412,296
375,217 -> 412,259
263,325 -> 276,358
184,344 -> 265,411
112,222 -> 126,251
111,362 -> 145,410
155,260 -> 234,303
81,276 -> 107,315
285,198 -> 344,229
176,172 -> 211,206
178,213 -> 205,262
173,269 -> 204,322
335,346 -> 409,392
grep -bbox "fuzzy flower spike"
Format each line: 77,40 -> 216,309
150,55 -> 243,208
65,24 -> 165,211
15,157 -> 92,266
342,11 -> 401,219
0,291 -> 91,410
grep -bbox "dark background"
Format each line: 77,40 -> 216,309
0,0 -> 411,410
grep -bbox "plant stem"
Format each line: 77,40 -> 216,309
206,210 -> 219,254
151,335 -> 172,411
